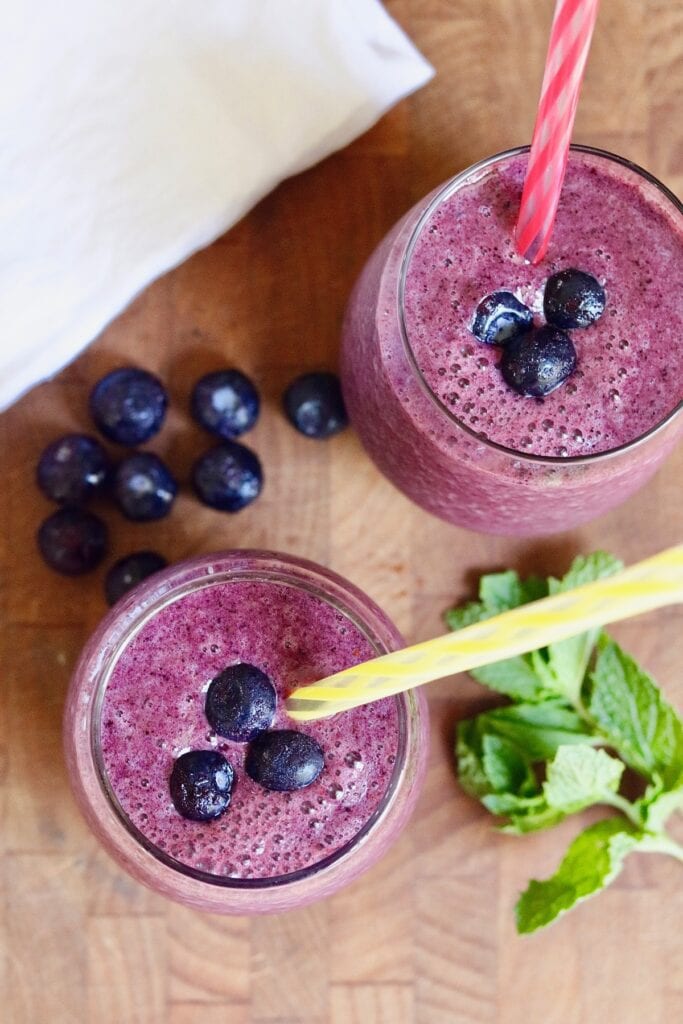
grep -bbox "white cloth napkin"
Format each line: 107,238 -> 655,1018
1,0 -> 432,411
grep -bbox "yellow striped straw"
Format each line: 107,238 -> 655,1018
286,544 -> 683,721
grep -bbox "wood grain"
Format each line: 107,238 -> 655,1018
1,1 -> 682,1021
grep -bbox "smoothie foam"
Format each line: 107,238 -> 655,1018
99,578 -> 400,880
403,151 -> 682,457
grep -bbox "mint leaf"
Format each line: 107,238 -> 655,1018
482,733 -> 538,796
469,658 -> 554,703
586,636 -> 683,788
501,805 -> 566,834
455,719 -> 493,799
550,551 -> 623,591
480,791 -> 565,834
446,560 -> 622,705
479,570 -> 546,613
457,701 -> 594,799
545,552 -> 623,703
543,745 -> 624,814
456,720 -> 540,802
445,569 -> 546,637
457,713 -> 588,834
481,792 -> 544,815
515,818 -> 639,933
445,601 -> 492,633
478,700 -> 594,761
639,786 -> 683,831
446,571 -> 556,702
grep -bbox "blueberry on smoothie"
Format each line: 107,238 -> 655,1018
192,442 -> 263,512
113,453 -> 178,521
205,663 -> 276,742
89,367 -> 167,446
37,506 -> 108,575
501,326 -> 577,398
169,750 -> 235,821
471,291 -> 533,345
104,551 -> 168,605
543,269 -> 606,329
283,372 -> 348,439
191,370 -> 260,439
36,433 -> 111,505
245,730 -> 324,792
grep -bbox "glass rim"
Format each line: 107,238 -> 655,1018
88,549 -> 410,891
397,143 -> 683,467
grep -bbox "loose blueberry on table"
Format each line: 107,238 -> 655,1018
89,367 -> 168,446
471,291 -> 533,346
37,506 -> 108,575
191,369 -> 260,439
192,441 -> 263,511
36,433 -> 111,505
543,268 -> 606,329
169,750 -> 235,821
245,730 -> 325,792
104,551 -> 168,606
113,452 -> 178,521
205,663 -> 277,742
283,372 -> 349,439
501,326 -> 577,398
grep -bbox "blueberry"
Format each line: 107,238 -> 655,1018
191,370 -> 260,439
245,730 -> 324,792
501,326 -> 577,398
283,372 -> 348,439
205,663 -> 276,742
543,269 -> 606,329
37,507 -> 108,575
113,453 -> 177,521
36,433 -> 111,505
192,442 -> 262,512
169,750 -> 234,822
89,367 -> 167,445
105,551 -> 168,605
471,291 -> 533,345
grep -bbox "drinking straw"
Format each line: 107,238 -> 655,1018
515,0 -> 601,263
286,545 -> 683,721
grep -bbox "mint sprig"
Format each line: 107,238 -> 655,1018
447,551 -> 683,933
515,819 -> 639,934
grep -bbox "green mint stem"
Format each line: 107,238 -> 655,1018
638,833 -> 683,863
601,792 -> 644,828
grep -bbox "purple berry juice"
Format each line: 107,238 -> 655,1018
101,580 -> 400,878
64,551 -> 428,913
341,146 -> 682,534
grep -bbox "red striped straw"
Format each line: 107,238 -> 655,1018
515,0 -> 600,264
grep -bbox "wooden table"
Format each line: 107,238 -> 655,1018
2,2 -> 681,1021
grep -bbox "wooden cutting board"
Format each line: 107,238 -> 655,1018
1,2 -> 681,1021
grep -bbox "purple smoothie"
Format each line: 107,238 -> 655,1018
341,146 -> 683,534
99,578 -> 400,880
65,551 -> 428,912
404,151 -> 681,458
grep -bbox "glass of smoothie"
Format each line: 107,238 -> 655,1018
341,145 -> 682,535
64,550 -> 428,913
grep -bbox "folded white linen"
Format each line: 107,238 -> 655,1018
0,0 -> 432,410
